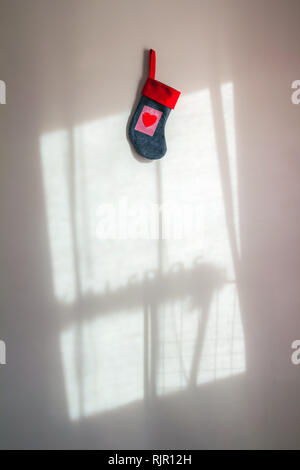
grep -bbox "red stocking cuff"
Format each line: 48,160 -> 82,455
142,78 -> 181,109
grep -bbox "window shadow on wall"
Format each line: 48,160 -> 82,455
39,81 -> 246,432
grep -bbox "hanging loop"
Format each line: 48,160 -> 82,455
149,49 -> 156,80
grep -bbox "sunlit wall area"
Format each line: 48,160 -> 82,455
156,283 -> 244,396
60,308 -> 144,420
71,115 -> 160,295
156,85 -> 245,395
40,83 -> 245,420
41,112 -> 159,302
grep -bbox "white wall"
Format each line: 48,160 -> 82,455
1,0 -> 300,449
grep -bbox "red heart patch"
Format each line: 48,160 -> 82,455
142,112 -> 157,127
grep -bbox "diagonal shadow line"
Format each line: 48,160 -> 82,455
189,300 -> 211,387
210,84 -> 241,277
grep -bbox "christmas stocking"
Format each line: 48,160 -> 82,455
129,49 -> 181,160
